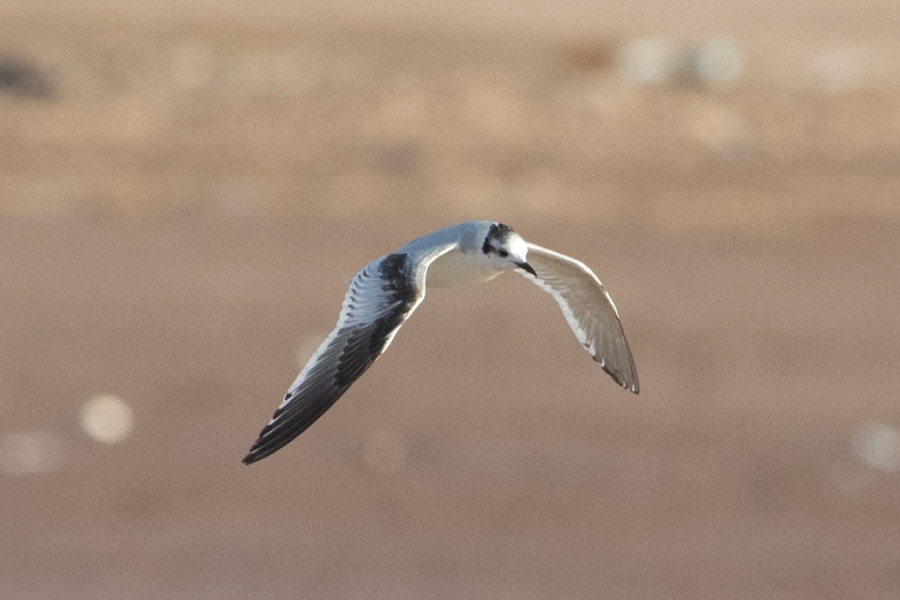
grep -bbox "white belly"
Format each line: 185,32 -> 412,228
425,248 -> 504,288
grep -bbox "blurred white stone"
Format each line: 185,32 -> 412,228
853,421 -> 899,472
617,38 -> 679,85
811,48 -> 875,92
80,395 -> 134,444
0,430 -> 64,474
363,428 -> 406,476
691,38 -> 743,85
617,38 -> 742,89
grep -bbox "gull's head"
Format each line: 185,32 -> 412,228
481,223 -> 536,276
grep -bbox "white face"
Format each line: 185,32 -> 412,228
502,234 -> 529,265
483,224 -> 533,274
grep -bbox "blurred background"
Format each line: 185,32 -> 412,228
1,1 -> 899,598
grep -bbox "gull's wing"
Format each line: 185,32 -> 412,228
243,245 -> 455,464
518,242 -> 639,393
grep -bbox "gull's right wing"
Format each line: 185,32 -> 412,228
243,245 -> 455,464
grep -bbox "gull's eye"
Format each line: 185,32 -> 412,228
497,248 -> 509,258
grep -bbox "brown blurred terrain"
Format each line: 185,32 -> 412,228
1,2 -> 900,599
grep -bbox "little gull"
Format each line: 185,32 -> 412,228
243,221 -> 638,464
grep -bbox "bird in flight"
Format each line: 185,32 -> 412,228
243,221 -> 638,464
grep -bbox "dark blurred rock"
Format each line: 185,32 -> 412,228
563,38 -> 621,73
376,140 -> 423,177
0,58 -> 54,99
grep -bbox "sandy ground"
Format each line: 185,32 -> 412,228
1,2 -> 900,599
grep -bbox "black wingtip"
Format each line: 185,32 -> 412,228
625,370 -> 640,395
242,445 -> 263,464
242,428 -> 270,465
598,360 -> 639,395
242,439 -> 276,465
628,369 -> 640,394
617,377 -> 640,396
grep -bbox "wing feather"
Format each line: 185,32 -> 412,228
243,245 -> 454,464
519,242 -> 639,393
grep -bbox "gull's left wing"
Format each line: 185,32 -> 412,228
517,242 -> 639,393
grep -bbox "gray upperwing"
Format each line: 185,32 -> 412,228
518,242 -> 639,394
243,244 -> 456,464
